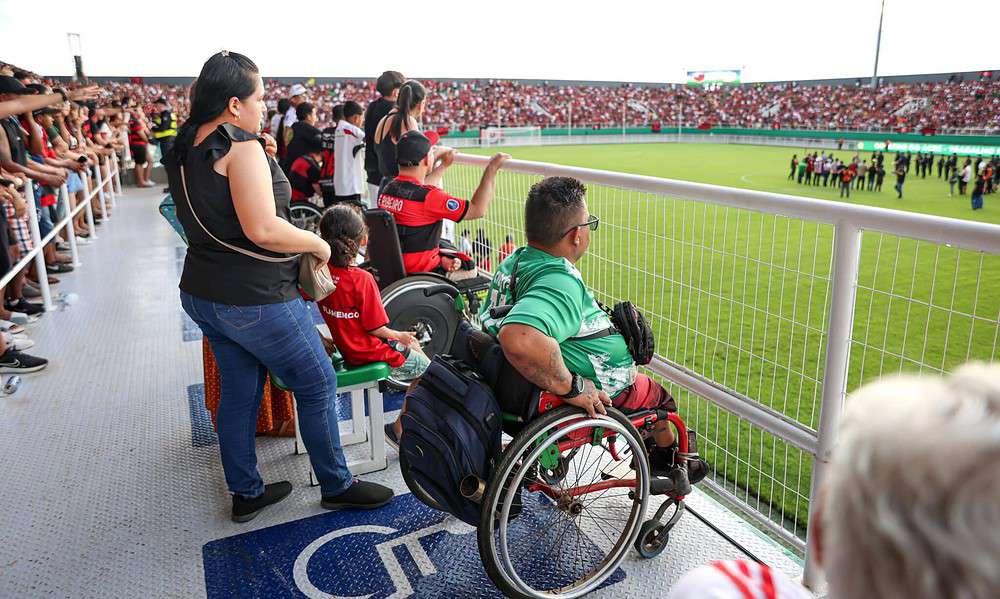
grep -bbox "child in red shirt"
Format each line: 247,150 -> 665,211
316,205 -> 430,381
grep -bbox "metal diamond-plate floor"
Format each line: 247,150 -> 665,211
0,187 -> 808,598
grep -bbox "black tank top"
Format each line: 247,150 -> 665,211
376,114 -> 401,180
167,123 -> 300,306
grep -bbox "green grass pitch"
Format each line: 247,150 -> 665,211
454,142 -> 1000,539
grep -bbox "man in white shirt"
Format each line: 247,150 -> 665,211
333,101 -> 366,207
284,84 -> 307,128
281,83 -> 308,151
960,160 -> 972,195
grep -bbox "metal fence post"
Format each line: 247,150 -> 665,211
21,180 -> 53,312
111,152 -> 122,204
802,222 -> 863,591
97,157 -> 109,222
81,172 -> 98,241
60,183 -> 81,267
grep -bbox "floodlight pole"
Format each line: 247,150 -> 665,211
67,33 -> 85,82
871,0 -> 886,88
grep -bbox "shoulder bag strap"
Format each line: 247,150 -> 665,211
179,164 -> 297,264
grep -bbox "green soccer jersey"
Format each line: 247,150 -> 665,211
480,246 -> 636,398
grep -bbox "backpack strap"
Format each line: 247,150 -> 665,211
179,164 -> 297,264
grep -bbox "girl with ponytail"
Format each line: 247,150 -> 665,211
315,205 -> 430,383
166,52 -> 393,520
373,79 -> 427,193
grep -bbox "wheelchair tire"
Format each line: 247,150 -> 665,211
634,520 -> 669,559
398,447 -> 445,512
289,202 -> 323,233
477,406 -> 650,599
381,275 -> 460,390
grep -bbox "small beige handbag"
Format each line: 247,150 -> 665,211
179,165 -> 336,301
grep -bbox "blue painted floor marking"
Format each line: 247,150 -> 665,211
202,493 -> 624,598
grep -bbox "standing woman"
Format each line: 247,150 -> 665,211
164,52 -> 393,522
373,79 -> 426,196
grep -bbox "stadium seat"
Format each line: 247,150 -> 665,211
271,354 -> 391,484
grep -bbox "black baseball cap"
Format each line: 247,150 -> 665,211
396,130 -> 440,167
155,97 -> 168,104
298,126 -> 323,153
0,76 -> 33,95
32,107 -> 59,117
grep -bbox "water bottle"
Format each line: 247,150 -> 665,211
3,375 -> 21,396
55,292 -> 80,311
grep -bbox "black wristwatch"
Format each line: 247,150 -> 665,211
560,373 -> 585,399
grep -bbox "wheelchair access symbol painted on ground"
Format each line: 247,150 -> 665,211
202,493 -> 625,598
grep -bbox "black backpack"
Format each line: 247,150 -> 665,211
399,355 -> 502,526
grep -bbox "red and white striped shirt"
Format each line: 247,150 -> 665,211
667,560 -> 813,599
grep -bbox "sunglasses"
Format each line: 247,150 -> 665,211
562,215 -> 600,238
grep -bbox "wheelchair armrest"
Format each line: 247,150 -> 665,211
423,284 -> 458,299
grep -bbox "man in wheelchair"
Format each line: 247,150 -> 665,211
376,130 -> 509,277
477,176 -> 707,483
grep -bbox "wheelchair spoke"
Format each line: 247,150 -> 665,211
487,409 -> 651,598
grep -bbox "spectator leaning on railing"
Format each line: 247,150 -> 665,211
0,75 -> 101,374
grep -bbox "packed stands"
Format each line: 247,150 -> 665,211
36,75 -> 1000,134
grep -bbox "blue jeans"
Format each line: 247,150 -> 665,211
32,182 -> 54,239
180,292 -> 353,498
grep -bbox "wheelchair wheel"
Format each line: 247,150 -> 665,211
289,202 -> 323,233
381,275 -> 460,389
478,406 -> 650,599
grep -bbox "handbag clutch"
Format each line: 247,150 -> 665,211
179,165 -> 336,301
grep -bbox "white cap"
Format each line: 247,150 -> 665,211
290,84 -> 307,97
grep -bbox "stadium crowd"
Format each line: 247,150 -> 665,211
10,68 -> 999,134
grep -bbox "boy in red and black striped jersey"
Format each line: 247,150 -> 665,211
377,130 -> 508,275
287,133 -> 324,203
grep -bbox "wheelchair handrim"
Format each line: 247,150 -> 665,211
490,414 -> 650,599
289,203 -> 322,232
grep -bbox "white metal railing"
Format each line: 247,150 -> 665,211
2,153 -> 121,311
442,153 -> 1000,590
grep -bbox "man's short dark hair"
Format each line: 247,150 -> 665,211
296,102 -> 314,121
376,71 -> 405,97
343,101 -> 363,119
525,177 -> 587,247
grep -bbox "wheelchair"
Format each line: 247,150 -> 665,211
361,208 -> 492,389
396,285 -> 699,599
283,200 -> 491,389
288,197 -> 324,233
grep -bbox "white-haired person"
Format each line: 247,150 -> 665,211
667,362 -> 1000,599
